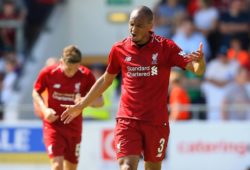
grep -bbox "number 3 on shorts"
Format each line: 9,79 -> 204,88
157,138 -> 165,157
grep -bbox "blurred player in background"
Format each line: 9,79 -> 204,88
61,6 -> 205,170
32,45 -> 103,170
169,69 -> 191,120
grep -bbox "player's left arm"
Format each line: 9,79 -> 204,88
185,43 -> 206,76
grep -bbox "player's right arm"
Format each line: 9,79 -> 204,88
61,72 -> 117,124
80,71 -> 116,109
32,89 -> 58,123
32,68 -> 58,123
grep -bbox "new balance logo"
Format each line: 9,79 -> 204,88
151,66 -> 158,76
125,56 -> 132,62
53,84 -> 61,89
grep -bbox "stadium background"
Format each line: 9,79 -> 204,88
0,0 -> 249,170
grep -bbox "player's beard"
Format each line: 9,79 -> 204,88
131,34 -> 143,45
132,34 -> 150,46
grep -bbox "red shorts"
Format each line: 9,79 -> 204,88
43,128 -> 81,164
114,118 -> 170,162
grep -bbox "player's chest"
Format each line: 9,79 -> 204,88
47,76 -> 84,93
121,49 -> 165,67
120,49 -> 166,78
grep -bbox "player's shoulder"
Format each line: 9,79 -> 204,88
78,65 -> 92,75
40,64 -> 60,74
153,34 -> 176,48
112,36 -> 130,49
153,34 -> 177,47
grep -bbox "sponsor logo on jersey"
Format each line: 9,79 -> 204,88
127,66 -> 158,77
53,84 -> 61,89
52,91 -> 75,102
151,66 -> 158,76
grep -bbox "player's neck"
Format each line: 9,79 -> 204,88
64,71 -> 75,77
60,64 -> 77,77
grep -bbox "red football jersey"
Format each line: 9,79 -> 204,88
107,33 -> 190,125
34,64 -> 95,136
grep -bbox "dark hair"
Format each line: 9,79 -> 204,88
217,46 -> 228,55
90,63 -> 105,72
182,15 -> 194,23
201,0 -> 213,6
3,0 -> 14,5
62,45 -> 82,64
135,6 -> 153,23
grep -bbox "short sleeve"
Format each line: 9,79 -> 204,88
106,45 -> 121,74
167,40 -> 191,69
33,68 -> 48,94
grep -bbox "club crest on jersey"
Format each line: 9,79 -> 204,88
53,84 -> 61,89
125,56 -> 132,62
74,82 -> 81,93
152,53 -> 158,64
